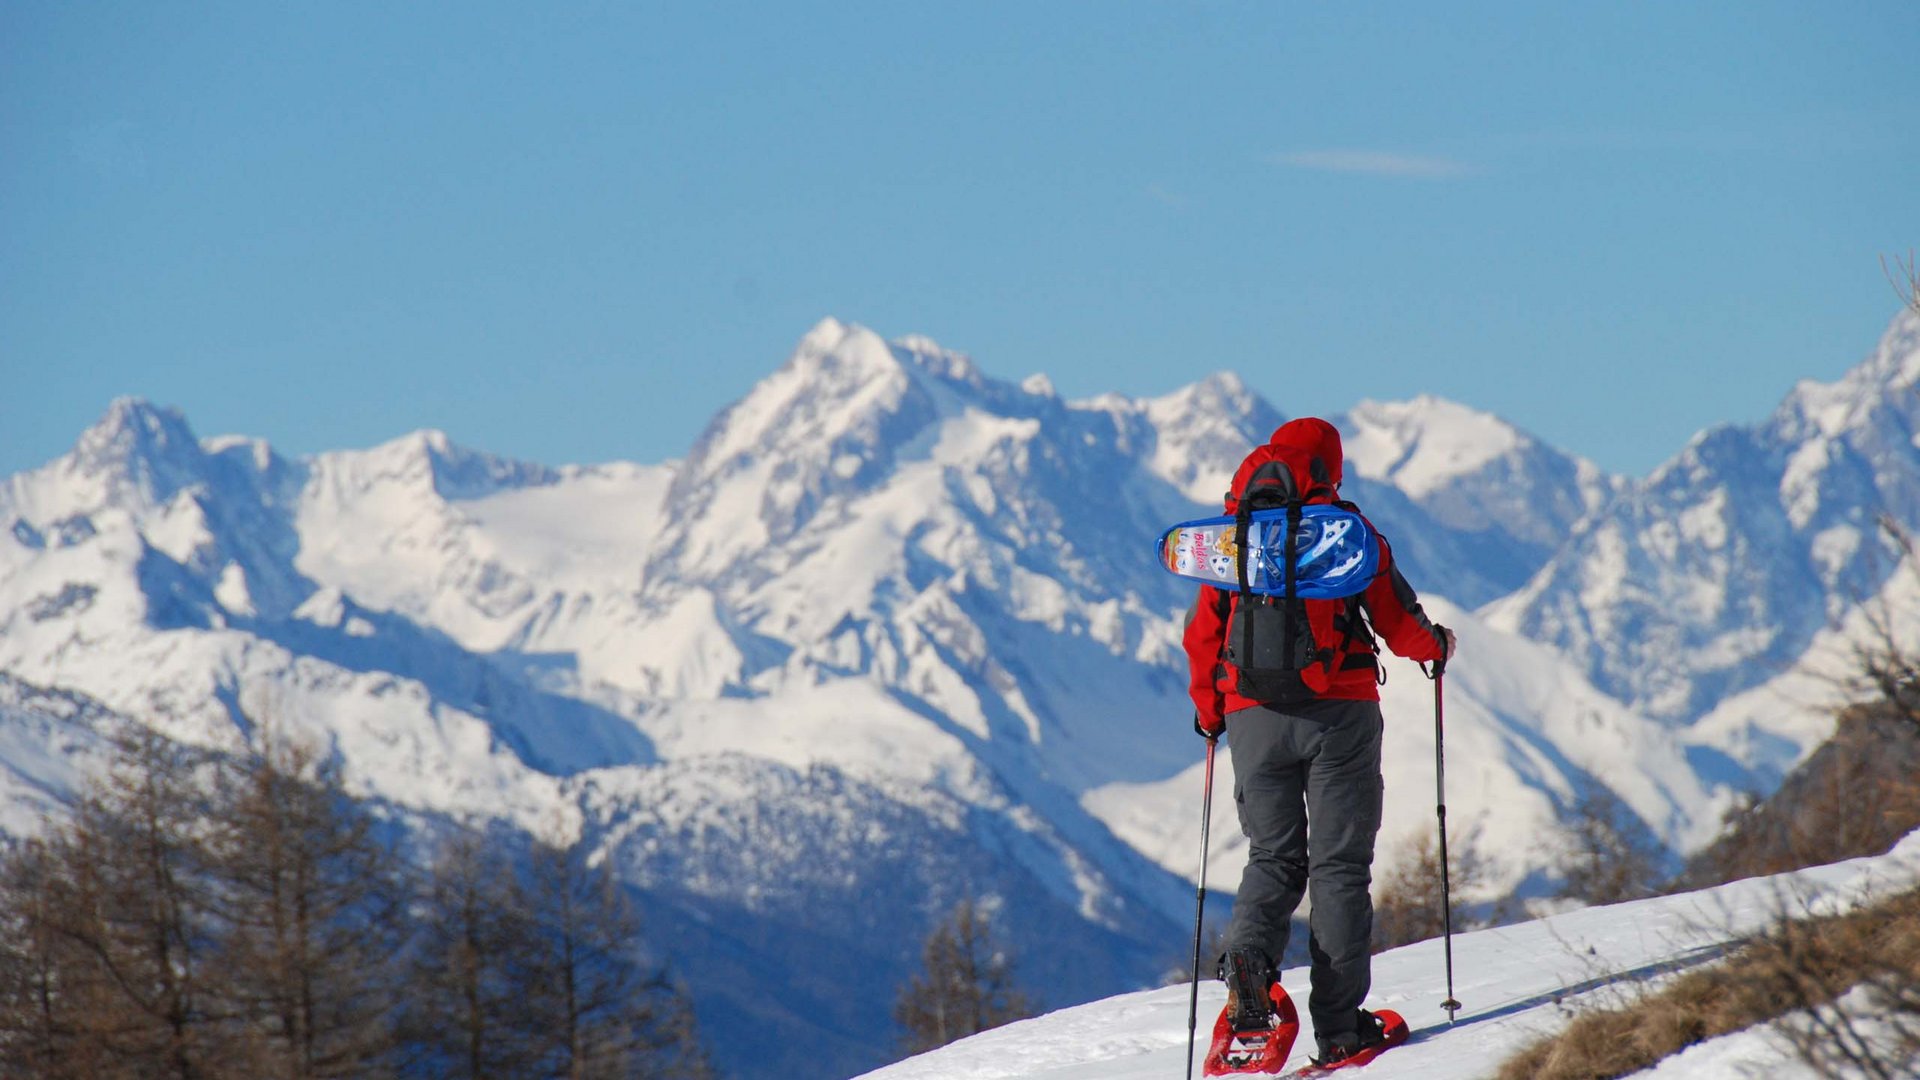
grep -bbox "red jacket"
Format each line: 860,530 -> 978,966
1183,418 -> 1445,731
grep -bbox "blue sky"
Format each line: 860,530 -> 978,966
3,2 -> 1916,479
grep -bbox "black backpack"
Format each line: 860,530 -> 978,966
1221,457 -> 1374,703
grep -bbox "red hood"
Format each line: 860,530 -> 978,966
1268,417 -> 1344,489
1224,417 -> 1345,511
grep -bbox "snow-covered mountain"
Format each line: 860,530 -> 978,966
0,672 -> 119,836
2,310 -> 1914,1077
1341,395 -> 1622,604
1487,310 -> 1920,770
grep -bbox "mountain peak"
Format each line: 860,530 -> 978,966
1020,373 -> 1057,398
892,333 -> 984,388
66,397 -> 209,505
1138,373 -> 1285,505
1867,307 -> 1920,386
327,428 -> 556,502
1774,308 -> 1920,443
1141,371 -> 1263,426
1196,370 -> 1249,399
791,317 -> 901,377
798,315 -> 850,346
78,397 -> 198,457
406,428 -> 455,454
681,320 -> 924,483
1342,394 -> 1532,498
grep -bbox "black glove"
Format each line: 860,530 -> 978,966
1431,624 -> 1455,675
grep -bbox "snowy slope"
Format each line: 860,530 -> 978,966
1671,527 -> 1920,809
0,673 -> 121,836
858,829 -> 1920,1080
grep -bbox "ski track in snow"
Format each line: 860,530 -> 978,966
858,830 -> 1920,1079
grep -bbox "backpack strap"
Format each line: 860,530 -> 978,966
1331,596 -> 1378,671
1210,585 -> 1234,686
1330,511 -> 1388,683
1231,494 -> 1258,676
1231,456 -> 1299,675
1281,499 -> 1301,656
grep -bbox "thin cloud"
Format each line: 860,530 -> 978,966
1145,183 -> 1188,208
1270,148 -> 1474,179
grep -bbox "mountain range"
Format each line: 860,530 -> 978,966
1,309 -> 1915,1078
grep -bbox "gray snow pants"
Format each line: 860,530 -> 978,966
1222,697 -> 1384,1038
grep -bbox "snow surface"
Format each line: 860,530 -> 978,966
859,829 -> 1920,1079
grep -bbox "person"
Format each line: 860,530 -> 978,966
1182,416 -> 1455,1068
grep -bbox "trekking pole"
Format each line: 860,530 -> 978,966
1186,734 -> 1218,1080
1430,655 -> 1463,1024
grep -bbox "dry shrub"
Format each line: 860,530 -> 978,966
1554,787 -> 1669,905
1678,701 -> 1920,891
1496,885 -> 1920,1080
1886,250 -> 1920,317
1758,887 -> 1920,1079
1495,962 -> 1770,1080
1372,825 -> 1495,952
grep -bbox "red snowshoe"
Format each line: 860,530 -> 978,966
1202,985 -> 1299,1075
1297,1009 -> 1409,1074
1203,949 -> 1300,1076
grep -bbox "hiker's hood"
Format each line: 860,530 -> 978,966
1267,417 -> 1344,490
1224,417 -> 1345,512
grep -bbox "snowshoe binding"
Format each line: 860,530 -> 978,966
1299,1008 -> 1408,1074
1203,947 -> 1299,1076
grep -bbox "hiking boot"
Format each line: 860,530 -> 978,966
1217,946 -> 1275,1033
1312,1008 -> 1388,1067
